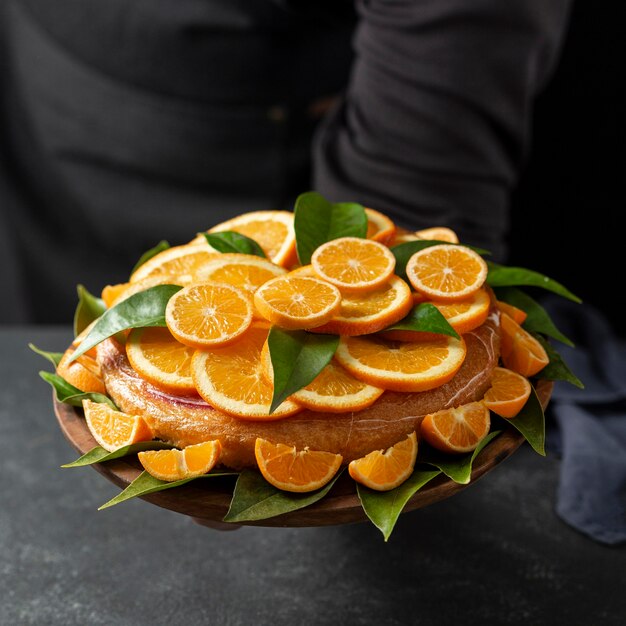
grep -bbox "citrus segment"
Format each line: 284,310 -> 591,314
420,402 -> 490,454
254,438 -> 343,493
126,327 -> 196,395
365,207 -> 396,245
138,441 -> 221,481
415,226 -> 460,243
348,431 -> 418,491
496,300 -> 528,325
83,399 -> 153,452
253,275 -> 341,330
483,367 -> 531,418
130,244 -> 218,284
499,313 -> 549,377
311,237 -> 396,294
165,282 -> 253,348
406,244 -> 488,302
57,347 -> 106,395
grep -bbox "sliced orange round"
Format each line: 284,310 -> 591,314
254,438 -> 343,493
83,399 -> 153,452
406,243 -> 488,302
102,276 -> 173,308
165,282 -> 252,348
310,276 -> 413,336
496,300 -> 528,325
311,237 -> 396,294
138,441 -> 221,481
253,275 -> 341,330
191,324 -> 301,419
126,327 -> 196,395
335,334 -> 466,392
420,401 -> 490,454
194,253 -> 286,294
365,207 -> 396,245
482,367 -> 531,418
57,347 -> 106,395
348,431 -> 418,491
415,226 -> 460,243
130,244 -> 218,284
499,312 -> 549,377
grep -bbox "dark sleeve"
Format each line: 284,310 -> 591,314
313,0 -> 572,260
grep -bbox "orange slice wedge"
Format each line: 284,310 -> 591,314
83,399 -> 153,452
254,438 -> 343,493
348,431 -> 418,491
420,401 -> 490,454
138,441 -> 221,481
499,312 -> 549,377
482,367 -> 532,418
406,244 -> 488,302
126,327 -> 196,395
496,300 -> 528,325
165,282 -> 253,348
311,237 -> 396,294
334,334 -> 466,392
191,324 -> 302,419
102,276 -> 174,309
253,275 -> 341,330
365,207 -> 396,245
415,226 -> 460,243
57,347 -> 106,395
129,244 -> 218,284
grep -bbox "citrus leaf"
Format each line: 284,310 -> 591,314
294,191 -> 367,265
494,286 -> 574,347
493,385 -> 545,455
29,343 -> 64,368
202,231 -> 266,258
61,442 -> 174,468
98,470 -> 237,510
383,303 -> 460,339
356,467 -> 441,541
73,284 -> 107,337
68,284 -> 182,362
487,262 -> 581,303
534,335 -> 584,389
419,430 -> 502,484
131,240 -> 170,275
39,371 -> 117,410
268,327 -> 339,414
223,468 -> 343,523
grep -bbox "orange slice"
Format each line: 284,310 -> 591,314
138,441 -> 221,481
83,399 -> 153,452
335,334 -> 466,392
499,312 -> 549,377
496,300 -> 528,325
126,327 -> 196,395
129,244 -> 218,284
406,243 -> 488,302
365,207 -> 396,245
102,276 -> 173,308
165,282 -> 253,348
254,438 -> 343,493
194,253 -> 286,294
57,347 -> 106,395
348,431 -> 418,491
191,324 -> 301,419
482,367 -> 531,418
311,237 -> 396,294
392,228 -> 419,245
415,226 -> 460,243
253,275 -> 341,330
420,401 -> 490,454
309,276 -> 413,336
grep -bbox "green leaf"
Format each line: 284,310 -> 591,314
39,371 -> 117,410
268,327 -> 339,414
73,285 -> 107,337
419,431 -> 501,484
493,286 -> 574,347
357,467 -> 441,541
29,343 -> 63,368
98,470 -> 237,510
383,303 -> 460,339
69,284 -> 182,362
131,240 -> 170,275
223,469 -> 343,523
294,191 -> 368,265
61,442 -> 174,468
487,262 -> 581,303
202,231 -> 266,258
534,335 -> 584,389
391,240 -> 490,282
496,385 -> 546,455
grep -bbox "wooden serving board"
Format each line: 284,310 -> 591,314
54,380 -> 552,528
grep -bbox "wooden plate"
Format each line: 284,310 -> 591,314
54,380 -> 552,528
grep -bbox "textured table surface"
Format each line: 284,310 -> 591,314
2,326 -> 624,626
